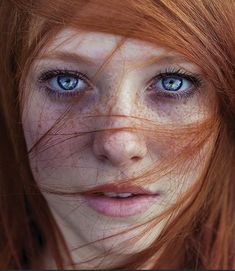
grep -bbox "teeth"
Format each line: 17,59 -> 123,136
103,192 -> 133,198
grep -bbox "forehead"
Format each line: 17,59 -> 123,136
39,27 -> 196,69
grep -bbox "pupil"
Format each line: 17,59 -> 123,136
58,76 -> 78,90
162,77 -> 182,91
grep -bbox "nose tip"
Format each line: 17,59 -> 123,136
93,130 -> 147,167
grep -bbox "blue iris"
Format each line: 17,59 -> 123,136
57,76 -> 78,90
161,77 -> 183,91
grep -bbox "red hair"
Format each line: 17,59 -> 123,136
0,0 -> 234,268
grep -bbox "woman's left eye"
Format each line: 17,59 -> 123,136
147,68 -> 203,99
149,76 -> 192,93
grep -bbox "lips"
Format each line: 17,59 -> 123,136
82,183 -> 156,195
81,183 -> 160,217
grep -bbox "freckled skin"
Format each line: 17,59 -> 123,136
22,28 -> 215,268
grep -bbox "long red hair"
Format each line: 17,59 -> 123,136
0,0 -> 234,268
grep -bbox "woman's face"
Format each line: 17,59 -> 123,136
22,28 -> 214,267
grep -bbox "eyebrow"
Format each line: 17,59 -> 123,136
127,55 -> 196,70
38,51 -> 96,65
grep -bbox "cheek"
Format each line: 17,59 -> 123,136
167,136 -> 214,200
22,87 -> 95,147
22,93 -> 93,186
148,125 -> 216,203
147,87 -> 214,125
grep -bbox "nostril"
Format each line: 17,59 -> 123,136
98,154 -> 108,161
131,156 -> 141,162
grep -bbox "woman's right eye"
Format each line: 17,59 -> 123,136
50,75 -> 88,92
38,70 -> 92,98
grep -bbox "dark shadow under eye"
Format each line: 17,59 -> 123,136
57,75 -> 78,90
161,76 -> 183,91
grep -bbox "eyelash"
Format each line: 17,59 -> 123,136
37,67 -> 203,101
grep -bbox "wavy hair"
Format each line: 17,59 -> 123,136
0,0 -> 234,268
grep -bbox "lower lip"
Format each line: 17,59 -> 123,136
82,194 -> 159,217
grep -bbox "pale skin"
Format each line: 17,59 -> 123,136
22,28 -> 216,268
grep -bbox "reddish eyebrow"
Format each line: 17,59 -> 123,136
127,54 -> 195,70
38,51 -> 96,65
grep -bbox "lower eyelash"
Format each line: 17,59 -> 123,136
156,87 -> 199,100
38,85 -> 86,102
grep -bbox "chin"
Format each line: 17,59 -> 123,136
83,219 -> 166,256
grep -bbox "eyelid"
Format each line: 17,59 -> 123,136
151,67 -> 201,83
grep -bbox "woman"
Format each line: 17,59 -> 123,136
0,0 -> 234,269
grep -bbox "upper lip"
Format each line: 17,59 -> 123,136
82,183 -> 158,195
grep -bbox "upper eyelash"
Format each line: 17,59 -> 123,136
38,68 -> 88,82
152,67 -> 203,86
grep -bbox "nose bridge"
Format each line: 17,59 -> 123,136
105,68 -> 137,117
92,86 -> 147,167
92,60 -> 147,167
112,76 -> 136,115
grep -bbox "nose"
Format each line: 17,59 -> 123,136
92,71 -> 148,167
92,130 -> 147,167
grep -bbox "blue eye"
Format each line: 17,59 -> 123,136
57,75 -> 79,90
37,69 -> 93,100
146,69 -> 203,99
161,76 -> 183,91
49,75 -> 88,92
152,75 -> 191,92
